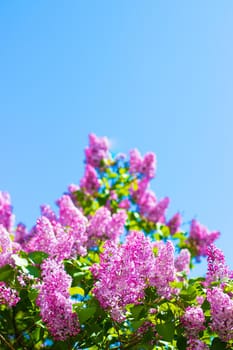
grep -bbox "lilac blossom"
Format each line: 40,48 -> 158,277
188,219 -> 220,258
181,306 -> 207,350
91,231 -> 155,322
0,191 -> 14,232
175,249 -> 191,276
37,258 -> 79,341
106,210 -> 127,241
186,339 -> 209,350
141,152 -> 156,179
26,217 -> 57,255
132,179 -> 169,224
58,195 -> 88,256
40,204 -> 58,227
207,287 -> 233,341
150,241 -> 176,298
80,164 -> 100,194
14,223 -> 28,245
26,196 -> 88,260
85,133 -> 110,167
167,212 -> 182,235
181,306 -> 206,337
118,198 -> 130,210
138,190 -> 157,216
0,282 -> 20,307
129,149 -> 142,175
129,149 -> 156,179
147,197 -> 170,224
0,224 -> 13,267
87,207 -> 127,245
26,215 -> 73,261
206,244 -> 230,286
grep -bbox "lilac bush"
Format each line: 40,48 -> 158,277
0,133 -> 232,349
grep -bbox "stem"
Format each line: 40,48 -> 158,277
11,308 -> 28,350
0,333 -> 15,350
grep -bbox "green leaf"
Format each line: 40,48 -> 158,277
28,251 -> 48,264
177,336 -> 187,350
28,289 -> 38,302
0,264 -> 14,282
130,304 -> 145,318
76,305 -> 97,323
26,265 -> 41,278
201,299 -> 210,312
131,319 -> 145,330
180,286 -> 197,301
157,309 -> 174,322
156,321 -> 175,342
210,338 -> 227,350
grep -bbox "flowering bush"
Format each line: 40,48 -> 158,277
0,134 -> 232,349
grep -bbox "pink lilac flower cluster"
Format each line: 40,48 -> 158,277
85,133 -> 110,167
132,179 -> 170,224
181,306 -> 207,350
175,249 -> 191,277
80,164 -> 100,194
0,191 -> 14,232
188,219 -> 220,259
37,258 -> 79,341
207,287 -> 233,341
167,212 -> 182,235
0,224 -> 13,267
181,306 -> 206,337
57,195 -> 88,256
150,241 -> 176,299
0,282 -> 20,307
87,207 -> 127,247
205,244 -> 231,286
26,195 -> 88,260
91,234 -> 180,321
14,223 -> 28,244
186,339 -> 209,350
91,231 -> 155,322
129,149 -> 156,179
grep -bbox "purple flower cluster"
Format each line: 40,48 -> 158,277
0,282 -> 20,307
132,179 -> 170,224
85,133 -> 110,167
26,195 -> 88,260
0,224 -> 13,267
181,306 -> 206,337
37,258 -> 79,341
58,195 -> 88,256
207,287 -> 233,341
80,164 -> 100,194
0,191 -> 14,232
167,212 -> 182,235
181,306 -> 207,350
91,234 -> 179,321
87,207 -> 127,246
175,249 -> 191,277
188,219 -> 220,258
150,241 -> 176,298
129,149 -> 156,179
186,339 -> 209,350
91,231 -> 154,322
206,244 -> 230,286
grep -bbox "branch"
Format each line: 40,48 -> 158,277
0,333 -> 15,350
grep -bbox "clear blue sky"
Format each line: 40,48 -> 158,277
0,1 -> 233,275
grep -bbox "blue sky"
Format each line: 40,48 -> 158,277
0,1 -> 233,275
